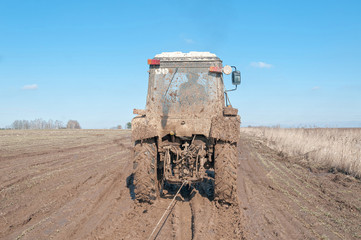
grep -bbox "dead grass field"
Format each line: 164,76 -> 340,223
240,127 -> 361,178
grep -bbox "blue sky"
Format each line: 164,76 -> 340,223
1,0 -> 360,128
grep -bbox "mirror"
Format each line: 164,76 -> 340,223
232,70 -> 241,85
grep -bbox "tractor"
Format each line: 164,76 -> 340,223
132,52 -> 241,204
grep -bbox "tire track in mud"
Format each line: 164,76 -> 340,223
0,143 -> 118,194
188,193 -> 216,240
238,137 -> 329,239
4,130 -> 359,240
116,189 -> 245,240
6,149 -> 132,240
1,132 -> 133,240
171,201 -> 192,240
0,145 -> 124,214
1,130 -> 246,240
256,151 -> 354,239
169,193 -> 217,240
238,133 -> 361,240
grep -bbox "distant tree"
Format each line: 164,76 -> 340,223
32,118 -> 45,129
54,120 -> 64,129
117,125 -> 122,129
22,120 -> 30,129
126,122 -> 131,129
66,120 -> 81,129
9,118 -> 66,129
46,119 -> 54,129
11,120 -> 20,129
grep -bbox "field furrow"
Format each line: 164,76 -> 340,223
1,129 -> 360,240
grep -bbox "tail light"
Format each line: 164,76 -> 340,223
148,59 -> 160,65
209,66 -> 222,73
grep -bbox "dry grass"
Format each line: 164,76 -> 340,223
240,127 -> 361,178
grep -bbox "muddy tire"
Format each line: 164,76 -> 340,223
133,139 -> 158,203
214,141 -> 238,204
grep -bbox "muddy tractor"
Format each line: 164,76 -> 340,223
132,52 -> 241,204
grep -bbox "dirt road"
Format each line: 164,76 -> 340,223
0,130 -> 360,239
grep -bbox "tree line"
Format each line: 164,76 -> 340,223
7,119 -> 81,130
110,122 -> 131,130
3,119 -> 131,130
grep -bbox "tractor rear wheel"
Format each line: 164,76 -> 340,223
214,141 -> 238,204
133,138 -> 158,203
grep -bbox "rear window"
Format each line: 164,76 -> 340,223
148,67 -> 220,118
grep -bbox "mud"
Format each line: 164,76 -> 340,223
131,116 -> 157,141
1,130 -> 360,240
210,115 -> 241,142
238,133 -> 361,240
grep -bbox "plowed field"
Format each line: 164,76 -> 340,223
1,130 -> 360,240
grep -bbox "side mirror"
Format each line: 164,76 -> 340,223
232,70 -> 241,85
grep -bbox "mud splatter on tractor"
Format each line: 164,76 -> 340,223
132,52 -> 241,204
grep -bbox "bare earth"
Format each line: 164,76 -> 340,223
0,130 -> 360,240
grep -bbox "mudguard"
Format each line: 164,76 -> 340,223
210,115 -> 241,143
131,116 -> 158,142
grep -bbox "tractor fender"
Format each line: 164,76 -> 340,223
210,115 -> 241,143
131,116 -> 158,142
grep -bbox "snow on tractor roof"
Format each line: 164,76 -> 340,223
154,52 -> 220,62
155,51 -> 217,58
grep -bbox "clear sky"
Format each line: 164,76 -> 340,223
1,0 -> 360,128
